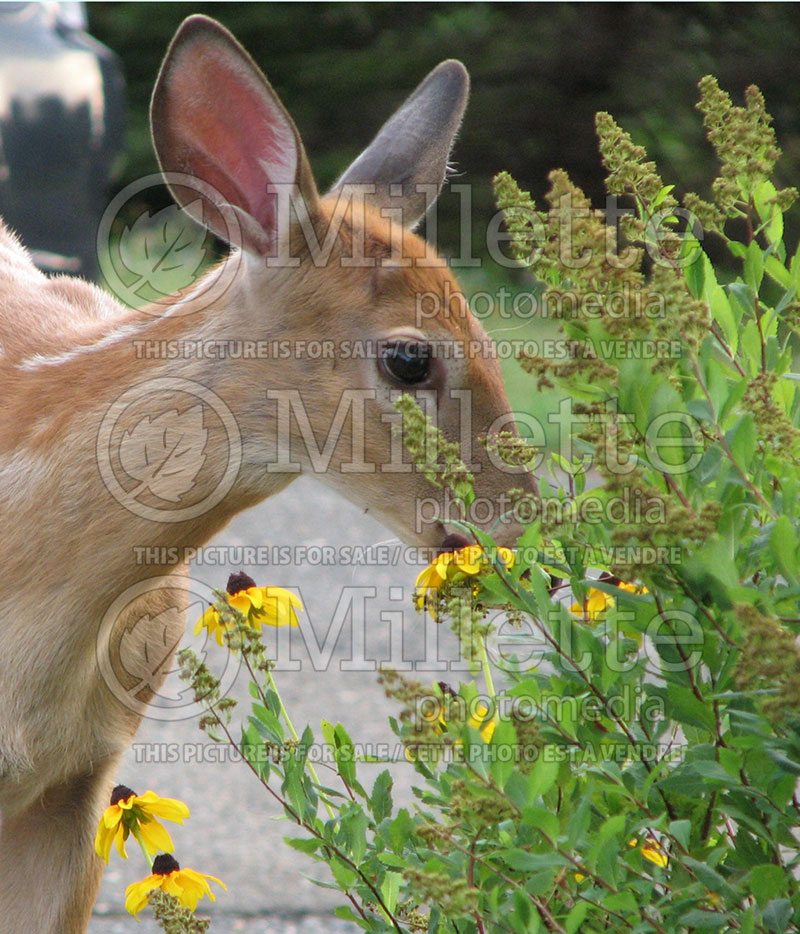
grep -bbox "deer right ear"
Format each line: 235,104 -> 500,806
329,59 -> 469,229
150,15 -> 319,256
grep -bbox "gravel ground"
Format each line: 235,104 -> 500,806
90,915 -> 354,934
90,475 -> 463,931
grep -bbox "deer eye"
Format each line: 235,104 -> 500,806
380,340 -> 432,385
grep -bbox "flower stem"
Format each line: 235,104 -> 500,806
265,667 -> 336,820
131,825 -> 154,869
479,634 -> 496,701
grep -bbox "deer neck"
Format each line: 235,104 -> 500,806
0,255 -> 302,594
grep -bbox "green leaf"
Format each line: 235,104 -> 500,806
668,819 -> 692,849
501,849 -> 567,871
525,754 -> 560,802
369,770 -> 394,822
490,717 -> 518,789
521,806 -> 559,842
381,871 -> 402,913
727,413 -> 757,473
684,244 -> 705,298
333,906 -> 366,928
770,515 -> 799,586
744,241 -> 764,291
388,808 -> 414,852
333,722 -> 357,786
377,851 -> 407,869
763,898 -> 792,933
565,900 -> 589,934
666,684 -> 716,732
709,284 -> 739,354
283,835 -> 323,855
251,703 -> 284,741
678,909 -> 729,930
510,888 -> 537,933
754,179 -> 784,246
764,253 -> 792,288
602,890 -> 639,913
683,857 -> 738,899
653,184 -> 676,208
329,856 -> 357,888
749,864 -> 788,906
340,807 -> 369,862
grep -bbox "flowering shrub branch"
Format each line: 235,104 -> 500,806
101,74 -> 800,932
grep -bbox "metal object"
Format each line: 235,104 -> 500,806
0,2 -> 124,278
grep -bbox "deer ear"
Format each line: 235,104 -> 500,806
328,60 -> 469,229
150,15 -> 319,255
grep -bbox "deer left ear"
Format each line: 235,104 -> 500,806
327,60 -> 469,229
150,14 -> 319,256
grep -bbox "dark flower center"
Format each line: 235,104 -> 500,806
110,784 -> 136,806
227,571 -> 256,595
153,853 -> 180,875
437,533 -> 473,557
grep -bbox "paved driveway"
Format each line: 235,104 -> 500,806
90,476 -> 463,931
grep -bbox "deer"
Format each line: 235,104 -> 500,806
0,14 -> 534,933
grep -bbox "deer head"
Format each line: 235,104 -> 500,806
149,15 -> 535,549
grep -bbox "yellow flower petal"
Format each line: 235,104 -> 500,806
570,586 -> 614,622
166,869 -> 226,911
642,845 -> 668,868
414,564 -> 445,610
124,867 -> 225,916
629,836 -> 668,868
497,547 -> 515,569
137,817 -> 175,855
467,705 -> 496,743
102,805 -> 122,828
137,791 -> 190,823
453,545 -> 485,575
124,875 -> 163,916
194,605 -> 218,635
228,591 -> 252,614
94,822 -> 115,863
260,587 -> 302,627
415,564 -> 441,591
641,837 -> 668,868
617,581 -> 649,595
113,822 -> 128,860
436,545 -> 483,578
246,586 -> 263,609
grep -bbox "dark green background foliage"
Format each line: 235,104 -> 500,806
89,2 -> 800,258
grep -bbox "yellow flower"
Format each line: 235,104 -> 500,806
629,836 -> 668,868
569,587 -> 613,623
195,572 -> 302,645
405,687 -> 496,760
467,704 -> 496,743
414,545 -> 515,611
94,786 -> 190,863
414,561 -> 446,610
616,581 -> 649,595
256,586 -> 303,628
125,854 -> 226,915
569,580 -> 647,623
